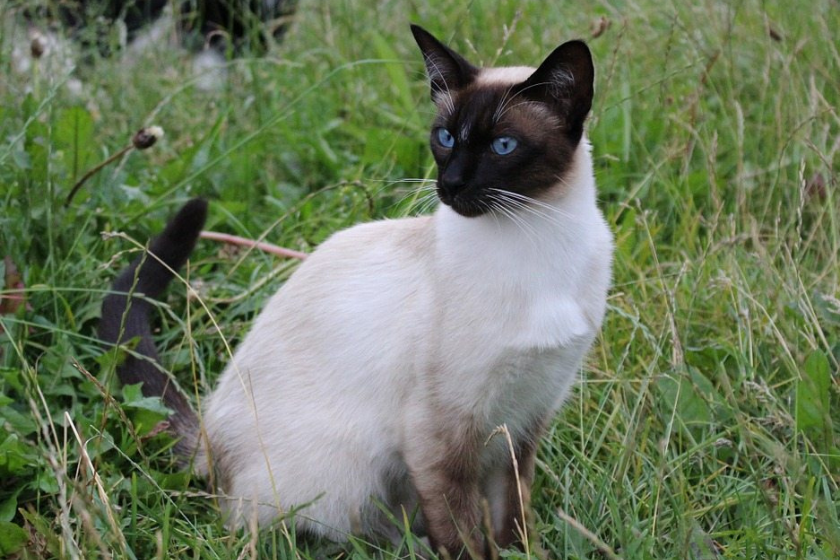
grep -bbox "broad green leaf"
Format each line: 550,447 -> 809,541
55,106 -> 95,180
122,383 -> 172,436
0,521 -> 28,556
796,350 -> 832,446
0,403 -> 39,435
658,367 -> 722,441
0,434 -> 35,475
122,383 -> 172,416
0,489 -> 20,523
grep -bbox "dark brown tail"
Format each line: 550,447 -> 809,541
99,198 -> 207,456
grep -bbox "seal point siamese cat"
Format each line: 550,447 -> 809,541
100,24 -> 613,559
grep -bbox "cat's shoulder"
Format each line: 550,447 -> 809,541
319,215 -> 432,250
302,215 -> 435,268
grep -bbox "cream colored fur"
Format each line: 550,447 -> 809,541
197,69 -> 613,541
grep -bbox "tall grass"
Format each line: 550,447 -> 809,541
1,0 -> 837,558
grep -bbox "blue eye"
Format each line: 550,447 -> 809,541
436,128 -> 455,148
491,136 -> 518,155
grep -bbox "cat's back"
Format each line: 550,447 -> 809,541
308,214 -> 434,267
206,214 -> 436,419
200,214 -> 437,530
274,214 -> 434,307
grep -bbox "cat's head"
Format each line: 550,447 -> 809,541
411,25 -> 594,218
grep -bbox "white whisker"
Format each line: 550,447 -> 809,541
487,193 -> 540,248
496,99 -> 550,122
394,185 -> 436,209
492,83 -> 517,123
424,55 -> 455,114
414,191 -> 440,215
489,188 -> 577,224
494,80 -> 556,121
378,178 -> 437,184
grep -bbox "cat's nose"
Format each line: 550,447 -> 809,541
440,158 -> 469,195
440,174 -> 466,194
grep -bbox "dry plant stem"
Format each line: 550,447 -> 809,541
555,507 -> 623,560
29,382 -> 80,560
71,358 -> 146,460
488,424 -> 530,556
65,411 -> 128,556
200,230 -> 308,260
65,144 -> 133,207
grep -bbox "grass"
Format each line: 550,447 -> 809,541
1,0 -> 838,558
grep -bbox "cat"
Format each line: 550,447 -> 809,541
100,24 -> 613,559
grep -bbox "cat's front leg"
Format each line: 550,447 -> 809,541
406,421 -> 487,559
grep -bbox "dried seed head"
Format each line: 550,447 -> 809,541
132,126 -> 164,150
30,34 -> 46,59
590,16 -> 610,39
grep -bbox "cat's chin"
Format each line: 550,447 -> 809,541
437,191 -> 491,218
444,200 -> 491,218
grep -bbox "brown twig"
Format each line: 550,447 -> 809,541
65,145 -> 132,207
64,127 -> 164,207
199,231 -> 308,260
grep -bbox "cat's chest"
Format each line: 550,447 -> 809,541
435,251 -> 593,352
427,206 -> 603,423
483,343 -> 583,433
429,261 -> 593,414
432,204 -> 597,346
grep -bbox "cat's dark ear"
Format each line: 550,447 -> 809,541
517,40 -> 594,142
411,24 -> 479,103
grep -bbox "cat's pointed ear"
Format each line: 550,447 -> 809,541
411,24 -> 479,103
518,40 -> 594,142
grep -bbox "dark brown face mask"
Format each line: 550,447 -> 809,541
411,25 -> 594,218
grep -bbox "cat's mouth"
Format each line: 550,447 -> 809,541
438,189 -> 492,218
